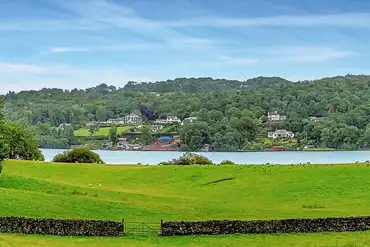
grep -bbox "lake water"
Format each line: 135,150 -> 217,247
40,149 -> 370,165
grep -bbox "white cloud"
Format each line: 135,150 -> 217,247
269,46 -> 355,62
163,12 -> 370,28
44,43 -> 157,54
218,56 -> 259,65
0,64 -> 154,94
0,63 -> 50,73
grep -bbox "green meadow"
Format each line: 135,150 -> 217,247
1,160 -> 370,246
74,126 -> 132,137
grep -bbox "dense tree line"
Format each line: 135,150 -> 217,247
4,74 -> 370,151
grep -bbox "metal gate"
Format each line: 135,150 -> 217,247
124,220 -> 162,236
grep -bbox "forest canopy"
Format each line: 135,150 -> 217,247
4,74 -> 370,151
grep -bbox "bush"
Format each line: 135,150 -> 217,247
219,160 -> 236,165
160,152 -> 213,165
52,148 -> 104,164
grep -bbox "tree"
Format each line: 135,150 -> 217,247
140,126 -> 153,145
88,123 -> 100,136
0,98 -> 7,173
58,125 -> 76,146
1,121 -> 44,161
180,122 -> 209,151
109,125 -> 118,143
96,106 -> 107,122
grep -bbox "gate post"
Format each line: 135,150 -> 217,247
122,218 -> 125,235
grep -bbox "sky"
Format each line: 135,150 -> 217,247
1,0 -> 370,93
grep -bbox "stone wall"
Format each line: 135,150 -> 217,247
162,216 -> 370,236
0,216 -> 123,236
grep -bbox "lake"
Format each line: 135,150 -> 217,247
40,149 -> 370,165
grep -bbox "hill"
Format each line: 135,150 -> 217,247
122,76 -> 293,93
1,160 -> 370,246
5,74 -> 370,151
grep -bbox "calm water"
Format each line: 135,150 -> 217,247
40,149 -> 370,165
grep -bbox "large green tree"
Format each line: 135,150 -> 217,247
140,126 -> 153,145
109,125 -> 118,143
0,98 -> 7,173
1,121 -> 44,161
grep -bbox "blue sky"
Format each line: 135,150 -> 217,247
1,0 -> 370,93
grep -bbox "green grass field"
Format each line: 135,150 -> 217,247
74,126 -> 132,137
2,160 -> 370,246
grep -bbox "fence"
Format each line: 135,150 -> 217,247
123,219 -> 162,236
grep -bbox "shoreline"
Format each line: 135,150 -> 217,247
40,148 -> 370,153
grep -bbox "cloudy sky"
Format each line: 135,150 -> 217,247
1,0 -> 369,93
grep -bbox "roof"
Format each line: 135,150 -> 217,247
126,113 -> 141,118
159,136 -> 172,141
275,129 -> 292,134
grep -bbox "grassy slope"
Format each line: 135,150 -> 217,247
74,127 -> 131,137
2,160 -> 370,246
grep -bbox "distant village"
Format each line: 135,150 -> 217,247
71,109 -> 328,152
82,114 -> 199,151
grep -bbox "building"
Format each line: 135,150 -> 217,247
200,144 -> 213,152
166,116 -> 180,123
154,116 -> 180,124
86,121 -> 99,127
107,113 -> 142,125
59,123 -> 72,129
181,117 -> 197,125
150,125 -> 164,133
268,129 -> 294,139
102,141 -> 113,149
267,111 -> 287,122
116,141 -> 130,150
303,145 -> 315,150
159,136 -> 172,143
308,116 -> 327,122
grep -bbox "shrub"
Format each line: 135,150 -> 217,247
52,148 -> 104,164
219,160 -> 236,165
160,152 -> 213,165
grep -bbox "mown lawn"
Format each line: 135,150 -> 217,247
1,160 -> 370,246
74,126 -> 132,137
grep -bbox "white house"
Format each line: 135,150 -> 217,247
154,116 -> 180,124
150,125 -> 164,132
86,121 -> 99,127
102,140 -> 113,149
267,111 -> 287,122
166,116 -> 180,123
107,113 -> 142,125
181,117 -> 197,125
116,141 -> 130,150
308,116 -> 327,122
59,123 -> 72,128
268,129 -> 294,139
